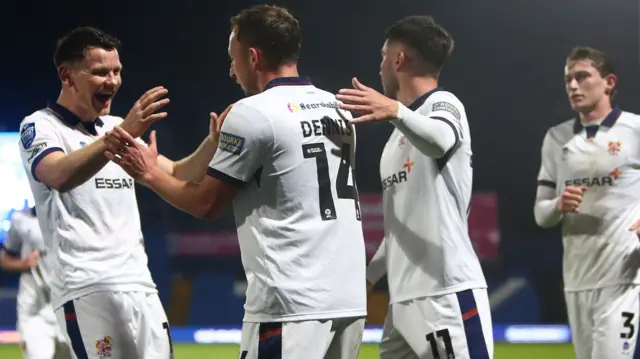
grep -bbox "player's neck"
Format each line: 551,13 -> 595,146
397,76 -> 439,107
579,100 -> 613,125
57,91 -> 97,122
258,64 -> 300,92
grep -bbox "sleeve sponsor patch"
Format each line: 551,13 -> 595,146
20,123 -> 36,149
432,102 -> 461,121
27,143 -> 48,162
218,131 -> 245,155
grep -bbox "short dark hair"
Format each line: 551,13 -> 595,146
384,16 -> 454,77
230,5 -> 301,70
566,46 -> 615,78
53,26 -> 121,68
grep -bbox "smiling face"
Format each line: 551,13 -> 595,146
564,58 -> 616,114
59,47 -> 122,118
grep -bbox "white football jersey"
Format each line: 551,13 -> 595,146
208,77 -> 367,322
2,209 -> 56,324
378,89 -> 487,304
18,102 -> 156,310
537,107 -> 640,291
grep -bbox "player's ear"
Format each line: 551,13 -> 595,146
395,51 -> 406,72
58,65 -> 73,87
604,73 -> 617,93
248,47 -> 260,70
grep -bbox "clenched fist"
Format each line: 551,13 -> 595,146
556,186 -> 588,213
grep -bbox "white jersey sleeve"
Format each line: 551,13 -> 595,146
534,130 -> 563,228
392,96 -> 463,158
208,103 -> 273,184
428,98 -> 464,136
537,130 -> 560,189
19,116 -> 66,182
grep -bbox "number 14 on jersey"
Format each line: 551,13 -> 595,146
302,142 -> 361,221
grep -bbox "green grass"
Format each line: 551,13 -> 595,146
0,343 -> 575,358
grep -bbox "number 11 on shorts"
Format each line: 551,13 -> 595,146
426,328 -> 455,358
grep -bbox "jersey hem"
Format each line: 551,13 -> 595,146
563,280 -> 640,292
52,284 -> 157,310
388,281 -> 488,304
242,309 -> 367,323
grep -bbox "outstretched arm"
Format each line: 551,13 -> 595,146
105,127 -> 238,219
336,77 -> 459,158
154,106 -> 233,182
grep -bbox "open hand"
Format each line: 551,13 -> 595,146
336,77 -> 398,124
208,104 -> 234,144
121,86 -> 170,138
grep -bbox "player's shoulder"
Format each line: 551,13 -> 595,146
619,110 -> 640,127
544,118 -> 575,146
426,90 -> 464,106
421,90 -> 465,119
19,108 -> 63,150
225,97 -> 270,126
20,108 -> 61,129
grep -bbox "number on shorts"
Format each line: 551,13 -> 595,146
163,322 -> 174,354
621,312 -> 635,339
239,350 -> 248,359
426,329 -> 454,359
302,141 -> 361,221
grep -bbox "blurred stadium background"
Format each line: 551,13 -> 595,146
0,0 -> 638,358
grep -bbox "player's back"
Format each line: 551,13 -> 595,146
379,89 -> 486,303
208,77 -> 366,322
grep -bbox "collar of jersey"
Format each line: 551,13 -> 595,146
47,102 -> 104,136
408,87 -> 444,111
263,76 -> 312,91
572,105 -> 622,134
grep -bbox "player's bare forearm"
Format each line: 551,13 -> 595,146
144,167 -> 218,220
172,136 -> 218,182
37,138 -> 110,192
0,251 -> 29,273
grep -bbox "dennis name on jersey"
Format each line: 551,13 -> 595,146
300,115 -> 353,138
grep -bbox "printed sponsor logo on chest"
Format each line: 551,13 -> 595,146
382,156 -> 414,190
